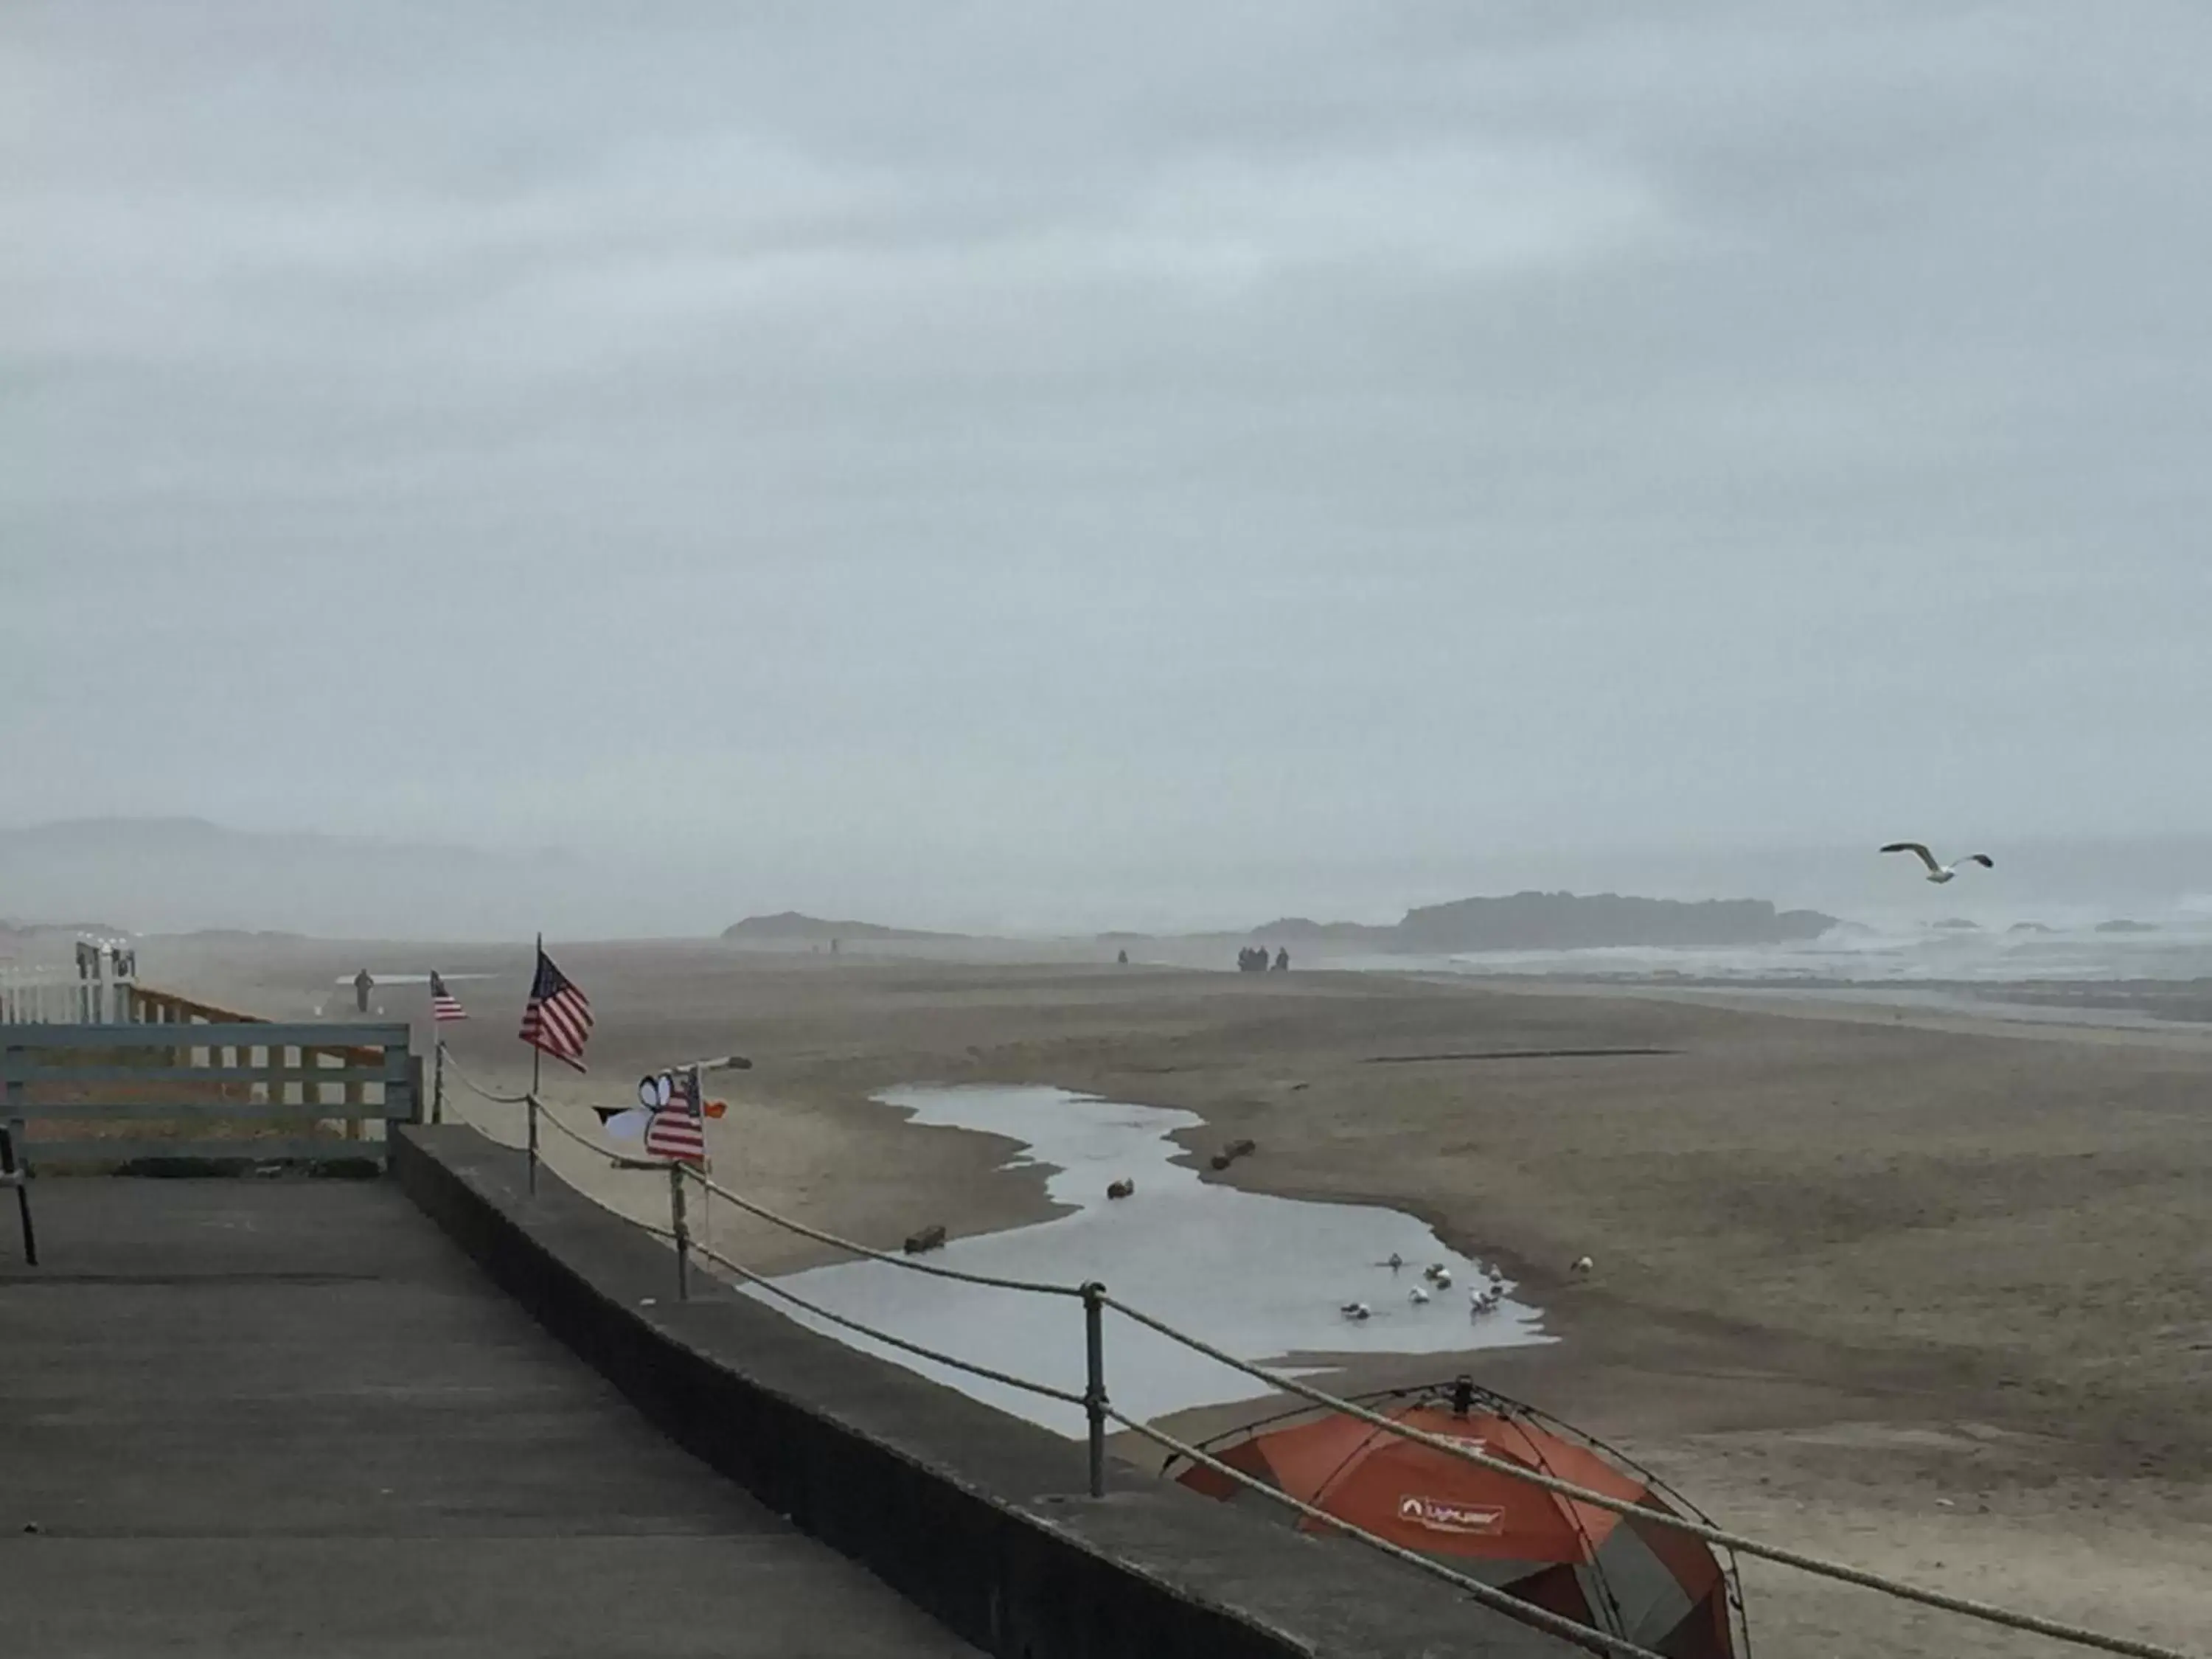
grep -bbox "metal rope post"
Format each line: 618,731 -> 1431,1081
1,1124 -> 35,1268
1082,1281 -> 1107,1498
669,1163 -> 691,1301
525,1032 -> 543,1192
4,1041 -> 33,1267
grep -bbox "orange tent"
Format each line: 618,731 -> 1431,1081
1170,1377 -> 1747,1657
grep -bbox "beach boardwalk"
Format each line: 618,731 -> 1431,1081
0,1178 -> 978,1658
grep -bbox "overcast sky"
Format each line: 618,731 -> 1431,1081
7,3 -> 2211,927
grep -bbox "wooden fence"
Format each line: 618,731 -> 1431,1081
0,992 -> 418,1171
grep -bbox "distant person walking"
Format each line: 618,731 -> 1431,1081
1273,947 -> 1290,972
353,967 -> 374,1013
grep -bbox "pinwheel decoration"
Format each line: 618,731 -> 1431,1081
592,1065 -> 738,1144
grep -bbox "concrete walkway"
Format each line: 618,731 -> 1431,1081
0,1178 -> 978,1658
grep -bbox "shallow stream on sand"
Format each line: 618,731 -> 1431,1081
743,1084 -> 1548,1436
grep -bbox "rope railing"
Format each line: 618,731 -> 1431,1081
439,1049 -> 532,1106
609,1174 -> 1622,1654
434,1075 -> 1086,1405
683,1164 -> 1088,1299
1107,1405 -> 1663,1659
472,1097 -> 2205,1659
437,1056 -> 673,1221
687,1233 -> 1087,1408
436,1046 -> 651,1169
1095,1297 -> 2198,1659
532,1096 -> 624,1160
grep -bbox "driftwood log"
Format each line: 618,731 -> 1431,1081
1208,1137 -> 1259,1171
902,1222 -> 947,1254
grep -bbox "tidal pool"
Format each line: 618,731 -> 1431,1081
743,1085 -> 1548,1435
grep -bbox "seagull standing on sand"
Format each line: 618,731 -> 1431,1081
1409,1285 -> 1431,1306
1340,1301 -> 1373,1321
1880,843 -> 1995,885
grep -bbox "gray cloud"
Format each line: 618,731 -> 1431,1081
6,1 -> 2211,929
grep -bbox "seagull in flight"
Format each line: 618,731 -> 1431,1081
1881,843 -> 1994,885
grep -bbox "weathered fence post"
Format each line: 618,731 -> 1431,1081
386,1038 -> 420,1161
299,1042 -> 320,1131
343,1048 -> 365,1142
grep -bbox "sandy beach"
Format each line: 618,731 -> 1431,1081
152,937 -> 2212,1655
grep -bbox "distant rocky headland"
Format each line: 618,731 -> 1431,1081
721,911 -> 960,944
1396,891 -> 1835,952
728,891 -> 1838,956
1249,891 -> 1837,955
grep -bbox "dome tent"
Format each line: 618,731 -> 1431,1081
1166,1375 -> 1748,1657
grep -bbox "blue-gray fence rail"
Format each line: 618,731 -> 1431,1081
0,1021 -> 418,1170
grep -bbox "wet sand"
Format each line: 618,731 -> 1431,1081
150,936 -> 2212,1655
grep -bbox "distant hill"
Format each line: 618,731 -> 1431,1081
721,911 -> 960,944
173,928 -> 311,943
1386,891 -> 1837,953
1099,891 -> 1841,956
1,918 -> 130,938
0,816 -> 580,939
1245,916 -> 1397,945
0,917 -> 131,953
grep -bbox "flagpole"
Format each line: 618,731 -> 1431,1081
526,933 -> 543,1194
432,1031 -> 445,1126
691,1062 -> 710,1256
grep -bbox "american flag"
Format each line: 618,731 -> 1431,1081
429,971 -> 468,1023
644,1068 -> 707,1163
518,946 -> 594,1073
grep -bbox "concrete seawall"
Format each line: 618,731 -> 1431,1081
392,1126 -> 1576,1658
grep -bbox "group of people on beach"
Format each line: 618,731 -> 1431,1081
1237,945 -> 1290,973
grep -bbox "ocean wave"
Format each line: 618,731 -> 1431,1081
1403,919 -> 2212,985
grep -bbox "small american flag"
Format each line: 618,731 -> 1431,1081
644,1068 -> 707,1163
518,946 -> 594,1073
429,972 -> 468,1023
